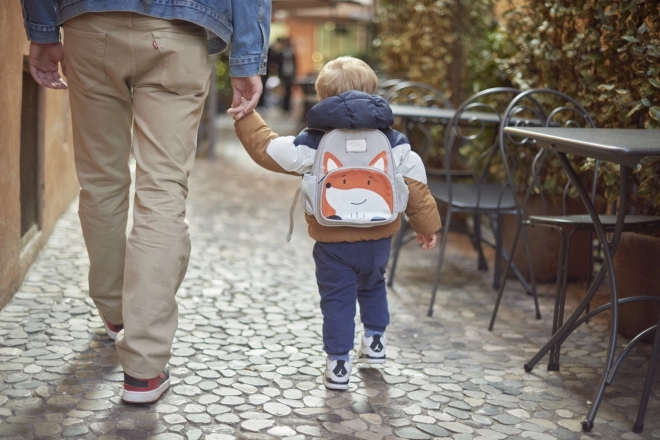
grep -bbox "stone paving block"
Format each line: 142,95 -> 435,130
0,129 -> 656,440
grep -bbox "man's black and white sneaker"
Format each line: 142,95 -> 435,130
357,333 -> 386,364
324,358 -> 352,391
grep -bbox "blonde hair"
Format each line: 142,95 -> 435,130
315,56 -> 378,100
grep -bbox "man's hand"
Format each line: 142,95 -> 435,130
227,76 -> 263,120
28,42 -> 67,90
417,233 -> 437,250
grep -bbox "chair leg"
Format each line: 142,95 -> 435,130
387,219 -> 408,287
488,221 -> 523,331
520,220 -> 540,319
474,215 -> 488,271
548,227 -> 567,371
633,313 -> 660,433
585,231 -> 594,322
493,214 -> 504,289
551,228 -> 577,369
428,212 -> 452,317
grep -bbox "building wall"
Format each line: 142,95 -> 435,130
0,3 -> 79,308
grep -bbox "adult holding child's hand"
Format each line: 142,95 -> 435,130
228,76 -> 263,120
21,0 -> 271,405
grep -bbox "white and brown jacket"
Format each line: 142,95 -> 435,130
234,91 -> 441,242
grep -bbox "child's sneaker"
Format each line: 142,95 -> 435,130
357,333 -> 386,364
123,367 -> 171,404
324,358 -> 352,391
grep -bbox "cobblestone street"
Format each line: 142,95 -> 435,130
0,114 -> 659,440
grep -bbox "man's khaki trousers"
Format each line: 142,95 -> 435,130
64,12 -> 210,379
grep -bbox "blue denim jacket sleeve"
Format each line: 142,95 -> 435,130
21,0 -> 61,43
229,0 -> 270,77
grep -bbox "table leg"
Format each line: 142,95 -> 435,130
633,312 -> 660,433
554,154 -> 630,431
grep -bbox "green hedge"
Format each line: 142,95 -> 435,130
378,0 -> 660,214
493,0 -> 660,214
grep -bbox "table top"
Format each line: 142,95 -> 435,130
504,127 -> 660,167
390,104 -> 502,125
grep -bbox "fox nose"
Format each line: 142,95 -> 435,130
326,183 -> 331,188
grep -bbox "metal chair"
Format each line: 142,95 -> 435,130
375,78 -> 404,97
489,89 -> 660,370
384,81 -> 454,163
383,81 -> 453,108
389,87 -> 539,317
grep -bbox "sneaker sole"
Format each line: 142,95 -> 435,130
122,378 -> 171,404
105,326 -> 119,341
324,377 -> 349,391
357,352 -> 386,364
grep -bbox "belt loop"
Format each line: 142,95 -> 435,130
127,12 -> 133,29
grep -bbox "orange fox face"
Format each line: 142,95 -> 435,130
321,151 -> 394,221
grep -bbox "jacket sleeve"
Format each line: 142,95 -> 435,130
229,0 -> 270,76
234,111 -> 304,176
404,178 -> 441,235
20,0 -> 60,43
396,145 -> 442,235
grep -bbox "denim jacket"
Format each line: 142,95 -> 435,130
20,0 -> 270,76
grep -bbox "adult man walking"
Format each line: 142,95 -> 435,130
21,0 -> 270,403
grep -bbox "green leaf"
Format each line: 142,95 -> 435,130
627,102 -> 645,117
650,78 -> 660,89
650,106 -> 660,121
622,36 -> 639,43
642,97 -> 651,106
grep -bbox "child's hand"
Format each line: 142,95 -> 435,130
417,233 -> 437,250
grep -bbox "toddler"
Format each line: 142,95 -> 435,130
233,56 -> 441,390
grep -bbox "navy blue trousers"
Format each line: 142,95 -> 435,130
313,238 -> 391,356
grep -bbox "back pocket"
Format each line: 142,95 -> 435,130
63,26 -> 106,90
153,31 -> 210,95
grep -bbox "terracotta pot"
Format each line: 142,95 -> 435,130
613,232 -> 660,342
502,195 -> 591,282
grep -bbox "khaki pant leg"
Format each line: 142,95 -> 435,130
63,15 -> 134,326
113,18 -> 210,378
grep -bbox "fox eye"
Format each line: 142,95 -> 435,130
368,180 -> 371,185
343,179 -> 346,184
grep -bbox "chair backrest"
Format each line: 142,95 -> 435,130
383,81 -> 452,108
499,88 -> 596,218
441,87 -> 522,206
384,81 -> 453,164
375,78 -> 404,96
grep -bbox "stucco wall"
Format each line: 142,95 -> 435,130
0,3 -> 27,306
0,3 -> 79,308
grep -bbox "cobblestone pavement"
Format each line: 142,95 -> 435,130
1,114 -> 659,440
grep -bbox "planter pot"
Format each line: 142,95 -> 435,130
502,195 -> 591,282
613,232 -> 660,342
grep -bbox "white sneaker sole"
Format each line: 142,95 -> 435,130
357,350 -> 386,364
123,378 -> 171,404
359,356 -> 386,364
324,376 -> 349,391
105,326 -> 119,341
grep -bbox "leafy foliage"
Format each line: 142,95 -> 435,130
377,0 -> 500,106
493,0 -> 660,214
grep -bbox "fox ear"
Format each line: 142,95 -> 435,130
324,152 -> 342,174
369,151 -> 388,173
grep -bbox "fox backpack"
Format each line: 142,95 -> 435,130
287,129 -> 409,240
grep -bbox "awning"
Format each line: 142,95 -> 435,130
272,0 -> 336,12
273,0 -> 373,22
